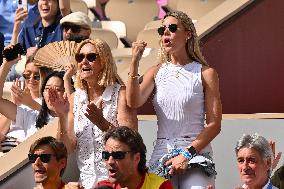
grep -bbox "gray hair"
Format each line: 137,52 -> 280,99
235,133 -> 272,160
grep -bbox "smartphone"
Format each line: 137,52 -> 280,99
3,43 -> 26,61
18,0 -> 28,10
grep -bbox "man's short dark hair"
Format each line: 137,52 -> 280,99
104,127 -> 147,174
29,136 -> 67,176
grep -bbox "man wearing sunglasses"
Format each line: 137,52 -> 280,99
60,11 -> 92,43
96,127 -> 173,189
28,136 -> 82,189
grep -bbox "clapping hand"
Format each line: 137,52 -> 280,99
84,102 -> 107,131
11,79 -> 33,106
48,87 -> 69,117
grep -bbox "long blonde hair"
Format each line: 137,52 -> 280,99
74,38 -> 123,90
158,11 -> 208,66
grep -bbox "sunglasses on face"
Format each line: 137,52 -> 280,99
157,24 -> 178,36
28,153 -> 56,163
75,53 -> 98,63
22,73 -> 40,81
62,23 -> 82,33
102,151 -> 132,161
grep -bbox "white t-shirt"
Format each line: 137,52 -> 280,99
7,98 -> 42,142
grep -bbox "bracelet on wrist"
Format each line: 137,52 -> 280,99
180,149 -> 193,160
57,129 -> 67,135
128,72 -> 140,79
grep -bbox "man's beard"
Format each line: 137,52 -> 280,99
66,34 -> 89,43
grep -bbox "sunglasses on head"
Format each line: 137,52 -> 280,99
28,153 -> 56,163
22,73 -> 40,81
75,53 -> 98,63
102,151 -> 132,161
157,24 -> 178,36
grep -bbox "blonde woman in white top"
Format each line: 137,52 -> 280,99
126,11 -> 222,189
58,38 -> 137,189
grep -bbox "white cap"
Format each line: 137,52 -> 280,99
60,11 -> 92,29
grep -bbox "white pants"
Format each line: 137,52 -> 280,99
149,138 -> 215,189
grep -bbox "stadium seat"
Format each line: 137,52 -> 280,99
90,28 -> 119,50
101,20 -> 128,48
70,0 -> 89,15
105,0 -> 159,43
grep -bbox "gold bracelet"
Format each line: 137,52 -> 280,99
57,130 -> 67,135
128,72 -> 140,79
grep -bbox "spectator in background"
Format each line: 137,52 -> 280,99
16,0 -> 71,50
235,133 -> 278,189
0,47 -> 69,147
60,11 -> 92,42
29,136 -> 83,189
6,0 -> 70,81
0,0 -> 38,46
96,126 -> 173,189
0,55 -> 41,153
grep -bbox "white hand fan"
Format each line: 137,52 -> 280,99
33,41 -> 79,71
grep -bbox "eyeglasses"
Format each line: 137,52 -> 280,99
28,153 -> 56,163
75,53 -> 98,63
102,151 -> 132,161
157,24 -> 178,36
22,73 -> 40,81
62,23 -> 89,33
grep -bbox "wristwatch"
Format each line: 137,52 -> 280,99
186,146 -> 197,156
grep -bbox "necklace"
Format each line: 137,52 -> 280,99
175,66 -> 183,78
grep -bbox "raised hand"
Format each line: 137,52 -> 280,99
64,63 -> 77,80
11,79 -> 24,105
11,79 -> 35,106
3,45 -> 21,64
131,40 -> 147,65
48,87 -> 69,117
14,8 -> 28,24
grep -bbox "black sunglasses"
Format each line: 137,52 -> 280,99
62,23 -> 81,33
28,153 -> 56,163
102,151 -> 132,161
157,24 -> 178,36
23,73 -> 40,81
75,53 -> 98,63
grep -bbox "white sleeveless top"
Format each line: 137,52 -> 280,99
73,83 -> 121,189
153,62 -> 206,140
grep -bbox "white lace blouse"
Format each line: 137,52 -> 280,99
73,83 -> 121,189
